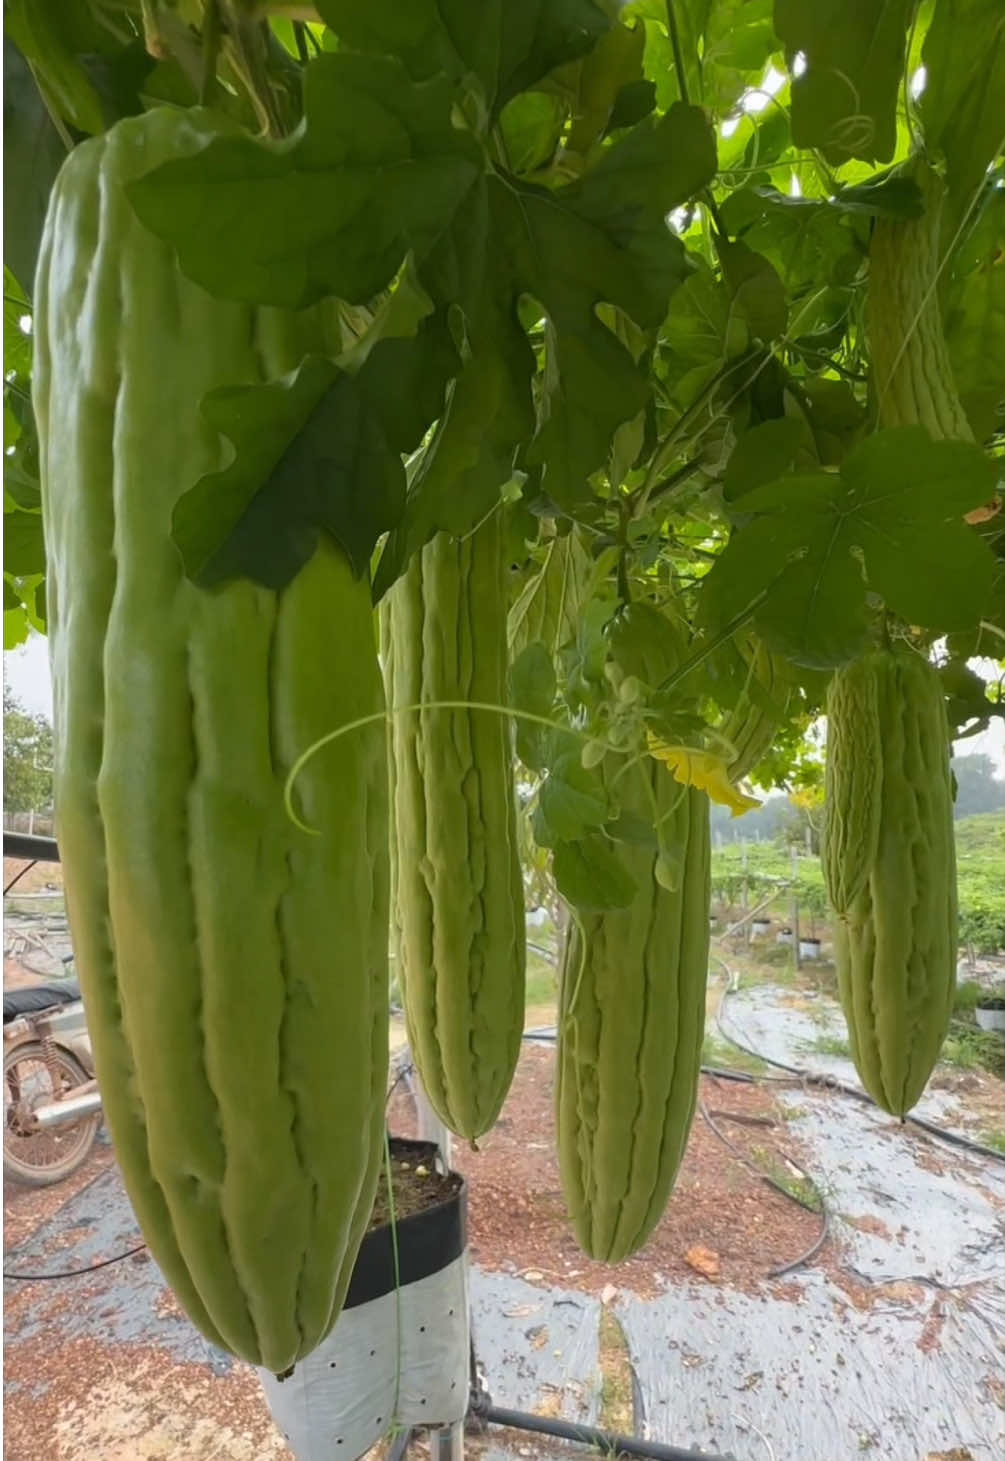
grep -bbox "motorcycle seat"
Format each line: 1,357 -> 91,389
3,980 -> 82,1024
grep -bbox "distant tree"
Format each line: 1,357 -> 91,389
951,753 -> 1005,819
781,783 -> 824,854
3,686 -> 53,815
711,794 -> 791,844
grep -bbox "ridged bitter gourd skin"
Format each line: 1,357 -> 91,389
867,163 -> 974,441
722,640 -> 794,784
556,757 -> 710,1262
823,651 -> 957,1117
385,513 -> 526,1140
33,109 -> 389,1374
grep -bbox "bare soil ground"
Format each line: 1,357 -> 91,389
388,1040 -> 825,1299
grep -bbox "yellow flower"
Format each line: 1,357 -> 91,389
647,736 -> 761,817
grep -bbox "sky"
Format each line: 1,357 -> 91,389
6,630 -> 1005,775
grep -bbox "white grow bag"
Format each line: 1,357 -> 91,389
260,1138 -> 469,1461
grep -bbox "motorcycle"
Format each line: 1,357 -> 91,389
3,965 -> 103,1187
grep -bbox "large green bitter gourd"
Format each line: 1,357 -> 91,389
823,650 -> 957,1116
556,755 -> 710,1262
867,161 -> 974,440
34,109 -> 389,1374
384,514 -> 526,1140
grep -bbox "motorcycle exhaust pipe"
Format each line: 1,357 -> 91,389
32,1081 -> 101,1128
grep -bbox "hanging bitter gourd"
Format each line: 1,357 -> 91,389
556,753 -> 710,1262
33,108 -> 389,1374
823,650 -> 957,1116
867,161 -> 974,441
719,638 -> 794,784
385,513 -> 526,1141
821,157 -> 972,1118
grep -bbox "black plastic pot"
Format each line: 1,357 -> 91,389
346,1138 -> 467,1306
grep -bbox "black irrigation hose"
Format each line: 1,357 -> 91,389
3,859 -> 38,896
697,1095 -> 830,1279
477,1403 -> 735,1461
4,1243 -> 147,1282
714,974 -> 1005,1165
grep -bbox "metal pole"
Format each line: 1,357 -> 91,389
479,1404 -> 735,1461
3,831 -> 59,862
412,1061 -> 463,1461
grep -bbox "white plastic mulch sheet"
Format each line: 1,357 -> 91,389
259,1255 -> 469,1461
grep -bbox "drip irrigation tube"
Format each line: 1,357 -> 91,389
713,967 -> 1005,1165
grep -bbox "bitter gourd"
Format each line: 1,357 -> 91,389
867,162 -> 974,440
720,638 -> 794,784
823,650 -> 957,1117
33,108 -> 389,1373
556,754 -> 710,1262
385,513 -> 526,1140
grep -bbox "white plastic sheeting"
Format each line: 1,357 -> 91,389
260,1255 -> 469,1461
617,1080 -> 1005,1461
618,1267 -> 1004,1461
470,1269 -> 602,1422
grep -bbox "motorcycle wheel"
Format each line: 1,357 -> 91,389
3,1041 -> 101,1187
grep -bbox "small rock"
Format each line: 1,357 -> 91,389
684,1244 -> 721,1281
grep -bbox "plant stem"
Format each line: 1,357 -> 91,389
664,1 -> 690,105
200,0 -> 222,105
655,590 -> 771,696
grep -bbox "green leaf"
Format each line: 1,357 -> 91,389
702,427 -> 998,666
718,187 -> 865,295
719,239 -> 788,342
643,0 -> 777,117
607,78 -> 657,132
698,0 -> 778,116
757,543 -> 872,666
128,53 -> 483,309
509,531 -> 595,657
5,0 -> 107,135
4,459 -> 41,512
351,313 -> 461,454
606,601 -> 686,687
922,0 -> 1005,239
3,37 -> 69,289
509,640 -> 557,770
539,753 -> 608,840
498,91 -> 566,173
944,189 -> 1005,443
4,604 -> 30,650
172,356 -> 403,589
562,18 -> 647,157
740,106 -> 792,170
319,0 -> 610,116
723,416 -> 814,500
375,103 -> 716,590
773,0 -> 913,163
172,296 -> 457,592
798,378 -> 868,465
3,268 -> 32,378
830,173 -> 924,219
606,807 -> 659,847
3,509 -> 46,579
662,265 -> 729,365
552,832 -> 638,910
